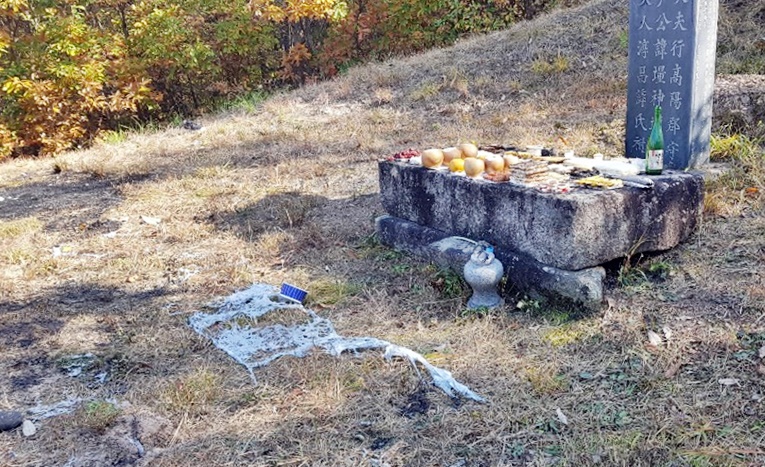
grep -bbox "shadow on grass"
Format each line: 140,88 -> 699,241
0,283 -> 169,348
0,172 -> 152,235
0,282 -> 174,396
209,192 -> 327,240
210,191 -> 382,256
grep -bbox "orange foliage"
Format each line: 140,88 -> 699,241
279,43 -> 313,84
0,0 -> 155,156
0,0 -> 551,158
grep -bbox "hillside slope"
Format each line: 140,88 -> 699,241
0,0 -> 764,466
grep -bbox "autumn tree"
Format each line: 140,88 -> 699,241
0,0 -> 154,156
0,0 -> 554,157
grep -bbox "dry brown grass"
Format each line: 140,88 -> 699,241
1,0 -> 764,465
705,133 -> 765,216
717,0 -> 765,74
0,216 -> 42,239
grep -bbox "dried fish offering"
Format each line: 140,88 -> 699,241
574,175 -> 624,190
509,160 -> 550,185
505,150 -> 536,159
548,164 -> 575,175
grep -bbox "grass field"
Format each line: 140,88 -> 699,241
1,0 -> 765,465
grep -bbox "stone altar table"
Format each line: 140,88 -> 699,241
375,161 -> 704,309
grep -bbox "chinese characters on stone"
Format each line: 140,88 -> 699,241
631,1 -> 688,155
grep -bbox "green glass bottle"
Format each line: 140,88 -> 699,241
645,106 -> 664,175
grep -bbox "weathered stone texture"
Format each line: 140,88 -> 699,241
376,215 -> 605,309
0,411 -> 23,432
714,74 -> 765,132
379,161 -> 704,271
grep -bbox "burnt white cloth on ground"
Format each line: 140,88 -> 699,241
188,283 -> 484,402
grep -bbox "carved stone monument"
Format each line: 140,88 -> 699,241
626,0 -> 719,169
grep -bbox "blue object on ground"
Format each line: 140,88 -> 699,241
280,283 -> 308,303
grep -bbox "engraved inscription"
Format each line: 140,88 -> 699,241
651,88 -> 665,106
673,11 -> 687,30
635,113 -> 649,131
655,38 -> 668,59
652,65 -> 666,83
637,39 -> 650,58
671,39 -> 684,57
638,65 -> 649,83
669,91 -> 682,109
627,0 -> 697,165
670,64 -> 682,86
668,116 -> 681,134
636,89 -> 648,108
656,13 -> 671,30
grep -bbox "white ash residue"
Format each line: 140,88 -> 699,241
27,398 -> 82,420
189,283 -> 484,402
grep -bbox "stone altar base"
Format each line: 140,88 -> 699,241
376,161 -> 705,309
376,215 -> 606,309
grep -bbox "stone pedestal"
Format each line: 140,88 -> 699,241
376,161 -> 704,309
379,162 -> 704,271
376,215 -> 606,309
463,247 -> 505,310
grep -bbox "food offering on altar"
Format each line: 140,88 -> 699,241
384,143 -> 655,193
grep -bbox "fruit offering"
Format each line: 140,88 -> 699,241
443,147 -> 463,163
384,142 -> 636,195
464,157 -> 485,178
421,148 -> 445,168
476,150 -> 497,160
503,154 -> 521,168
485,155 -> 505,174
449,158 -> 465,172
458,143 -> 478,159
